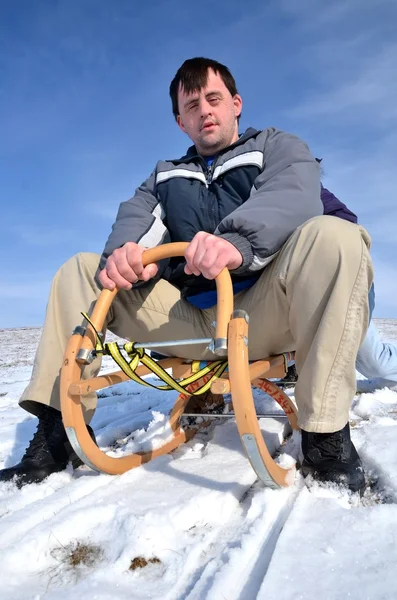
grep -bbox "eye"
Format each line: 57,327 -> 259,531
208,97 -> 219,105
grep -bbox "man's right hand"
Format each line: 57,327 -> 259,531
99,242 -> 159,290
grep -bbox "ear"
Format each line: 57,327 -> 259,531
177,114 -> 187,133
233,94 -> 243,118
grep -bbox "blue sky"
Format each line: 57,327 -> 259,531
1,0 -> 396,327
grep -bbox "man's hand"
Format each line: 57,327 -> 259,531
184,232 -> 243,279
99,242 -> 159,290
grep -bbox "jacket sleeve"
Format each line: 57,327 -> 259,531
99,170 -> 170,272
215,129 -> 322,273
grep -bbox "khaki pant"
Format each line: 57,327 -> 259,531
20,216 -> 373,432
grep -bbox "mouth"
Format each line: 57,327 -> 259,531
201,122 -> 217,131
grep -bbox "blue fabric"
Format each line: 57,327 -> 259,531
186,276 -> 258,309
356,320 -> 397,382
368,283 -> 375,322
354,282 -> 397,380
204,155 -> 215,166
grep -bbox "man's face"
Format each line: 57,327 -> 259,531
176,69 -> 242,156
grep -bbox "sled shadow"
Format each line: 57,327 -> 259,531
139,423 -> 285,497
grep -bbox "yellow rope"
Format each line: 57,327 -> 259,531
105,342 -> 227,394
79,313 -> 295,392
81,312 -> 228,395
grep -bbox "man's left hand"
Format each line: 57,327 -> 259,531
184,232 -> 243,279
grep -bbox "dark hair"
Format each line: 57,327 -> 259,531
169,57 -> 239,120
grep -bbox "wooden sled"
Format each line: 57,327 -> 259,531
60,242 -> 298,488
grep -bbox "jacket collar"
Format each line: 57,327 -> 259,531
171,127 -> 261,164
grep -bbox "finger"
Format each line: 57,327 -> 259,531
105,258 -> 134,290
193,237 -> 222,278
201,248 -> 229,280
98,268 -> 116,291
198,244 -> 219,271
125,244 -> 145,277
204,261 -> 226,280
112,249 -> 140,283
140,263 -> 159,281
191,242 -> 209,275
185,235 -> 202,275
189,233 -> 212,276
185,233 -> 200,259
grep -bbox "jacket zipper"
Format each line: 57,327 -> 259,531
204,157 -> 219,230
206,162 -> 214,186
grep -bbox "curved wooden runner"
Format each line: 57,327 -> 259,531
252,378 -> 299,431
227,311 -> 296,488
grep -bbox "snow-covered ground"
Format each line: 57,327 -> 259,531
1,320 -> 397,600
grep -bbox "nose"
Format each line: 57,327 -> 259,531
199,98 -> 212,121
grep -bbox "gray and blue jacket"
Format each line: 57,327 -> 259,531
100,127 -> 322,305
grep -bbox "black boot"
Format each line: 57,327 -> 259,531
0,406 -> 96,488
301,423 -> 365,494
278,363 -> 298,387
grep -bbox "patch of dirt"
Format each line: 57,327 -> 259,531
129,556 -> 161,570
50,540 -> 103,569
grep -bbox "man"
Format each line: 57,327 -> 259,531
0,57 -> 373,492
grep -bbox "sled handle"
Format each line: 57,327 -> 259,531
79,242 -> 234,356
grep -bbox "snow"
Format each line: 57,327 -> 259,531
1,320 -> 397,599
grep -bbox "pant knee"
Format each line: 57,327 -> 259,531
294,216 -> 373,287
56,252 -> 101,280
301,216 -> 364,252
